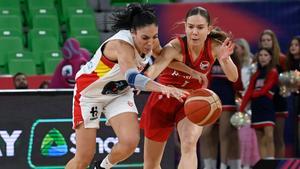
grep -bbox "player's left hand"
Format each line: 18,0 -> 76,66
218,38 -> 234,61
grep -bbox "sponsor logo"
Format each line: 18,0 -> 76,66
90,106 -> 98,120
40,128 -> 68,157
200,61 -> 210,70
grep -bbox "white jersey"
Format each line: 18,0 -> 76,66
75,30 -> 152,101
72,30 -> 153,129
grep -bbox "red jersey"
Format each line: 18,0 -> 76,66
157,36 -> 214,89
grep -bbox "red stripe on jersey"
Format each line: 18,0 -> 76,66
100,55 -> 116,68
73,73 -> 99,129
251,122 -> 275,129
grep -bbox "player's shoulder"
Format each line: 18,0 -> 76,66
105,39 -> 133,51
167,38 -> 182,53
269,67 -> 279,75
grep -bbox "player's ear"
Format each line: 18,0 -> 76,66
208,26 -> 213,35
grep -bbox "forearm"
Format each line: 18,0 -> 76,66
168,61 -> 194,75
145,80 -> 165,92
220,58 -> 238,82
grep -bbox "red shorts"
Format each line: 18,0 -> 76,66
140,92 -> 185,142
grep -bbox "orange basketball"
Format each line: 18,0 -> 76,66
184,88 -> 222,126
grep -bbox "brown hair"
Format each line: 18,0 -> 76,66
258,29 -> 282,66
185,6 -> 228,43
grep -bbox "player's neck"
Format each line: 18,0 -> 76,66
188,43 -> 203,57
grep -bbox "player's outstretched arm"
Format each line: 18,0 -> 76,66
215,38 -> 238,82
115,40 -> 189,101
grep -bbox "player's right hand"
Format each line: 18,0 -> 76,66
191,70 -> 208,88
160,86 -> 189,102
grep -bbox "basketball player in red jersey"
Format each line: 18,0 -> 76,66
140,6 -> 238,169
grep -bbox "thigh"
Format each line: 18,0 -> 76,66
109,112 -> 140,140
74,124 -> 97,160
219,111 -> 236,135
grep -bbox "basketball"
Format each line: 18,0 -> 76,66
184,88 -> 222,126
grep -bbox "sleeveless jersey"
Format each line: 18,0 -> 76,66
158,36 -> 214,89
74,30 -> 153,100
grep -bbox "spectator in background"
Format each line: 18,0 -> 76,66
49,38 -> 90,88
235,38 -> 254,89
258,29 -> 287,158
39,80 -> 50,89
240,48 -> 278,159
235,38 -> 260,169
286,36 -> 300,154
200,52 -> 242,169
13,72 -> 28,89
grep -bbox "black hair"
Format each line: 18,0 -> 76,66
13,72 -> 26,80
185,6 -> 228,43
111,3 -> 158,32
286,36 -> 300,71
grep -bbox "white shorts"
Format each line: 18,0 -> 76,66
73,89 -> 138,129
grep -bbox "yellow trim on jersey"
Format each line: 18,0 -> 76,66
94,60 -> 112,77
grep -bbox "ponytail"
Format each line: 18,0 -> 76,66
208,27 -> 229,43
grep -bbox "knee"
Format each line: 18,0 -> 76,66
181,139 -> 197,154
119,134 -> 140,153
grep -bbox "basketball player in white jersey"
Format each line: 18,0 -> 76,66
65,4 -> 188,169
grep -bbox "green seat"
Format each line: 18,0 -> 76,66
65,7 -> 93,22
0,7 -> 22,17
0,37 -> 23,74
7,50 -> 33,61
28,31 -> 59,66
28,29 -> 60,50
27,7 -> 58,27
0,15 -> 22,32
8,58 -> 36,75
26,0 -> 55,11
0,7 -> 23,24
58,0 -> 88,23
31,15 -> 60,35
70,29 -> 100,53
0,0 -> 21,9
0,29 -> 24,44
43,50 -> 63,74
31,36 -> 59,67
68,15 -> 97,35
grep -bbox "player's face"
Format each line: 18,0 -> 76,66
258,49 -> 272,67
185,15 -> 211,46
289,39 -> 300,57
132,24 -> 159,55
261,34 -> 273,49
